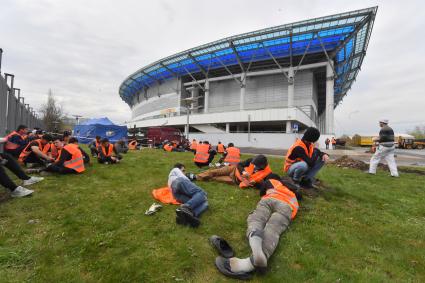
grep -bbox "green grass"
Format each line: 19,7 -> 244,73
0,148 -> 424,282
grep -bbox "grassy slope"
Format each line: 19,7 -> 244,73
0,149 -> 424,283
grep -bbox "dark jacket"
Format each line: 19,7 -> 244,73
287,140 -> 327,168
379,125 -> 395,145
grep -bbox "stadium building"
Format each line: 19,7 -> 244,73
119,7 -> 377,148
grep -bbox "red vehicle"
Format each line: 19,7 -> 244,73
128,127 -> 187,147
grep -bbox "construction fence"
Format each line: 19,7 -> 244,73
0,48 -> 44,137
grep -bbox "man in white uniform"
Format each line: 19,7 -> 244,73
368,119 -> 399,177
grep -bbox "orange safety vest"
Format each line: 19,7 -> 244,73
235,163 -> 272,189
194,143 -> 210,163
128,140 -> 137,150
190,141 -> 198,150
284,139 -> 314,172
43,143 -> 59,159
100,144 -> 114,157
217,144 -> 225,153
4,131 -> 26,150
61,144 -> 85,173
18,139 -> 43,162
262,179 -> 299,219
224,147 -> 241,165
331,138 -> 336,145
164,144 -> 173,152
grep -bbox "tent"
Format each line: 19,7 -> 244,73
73,117 -> 128,144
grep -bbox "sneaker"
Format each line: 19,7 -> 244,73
11,186 -> 34,198
176,206 -> 200,228
23,176 -> 44,186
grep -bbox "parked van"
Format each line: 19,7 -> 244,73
128,127 -> 187,147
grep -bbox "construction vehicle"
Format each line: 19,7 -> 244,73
397,137 -> 425,149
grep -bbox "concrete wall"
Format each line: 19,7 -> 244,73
188,132 -> 334,150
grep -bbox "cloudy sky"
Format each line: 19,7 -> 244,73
1,0 -> 424,135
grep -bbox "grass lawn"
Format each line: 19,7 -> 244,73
0,148 -> 424,282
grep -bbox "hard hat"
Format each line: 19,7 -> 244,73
379,119 -> 389,124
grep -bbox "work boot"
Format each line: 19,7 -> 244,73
176,205 -> 200,228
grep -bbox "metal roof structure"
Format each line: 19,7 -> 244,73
120,7 -> 377,107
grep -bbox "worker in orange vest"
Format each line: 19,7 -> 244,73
218,143 -> 241,165
18,134 -> 55,165
89,136 -> 102,157
163,141 -> 184,152
190,139 -> 198,153
196,154 -> 272,189
69,137 -> 90,164
331,137 -> 337,149
3,125 -> 29,158
193,141 -> 216,167
44,136 -> 86,174
97,138 -> 122,164
216,141 -> 226,154
284,127 -> 329,188
215,174 -> 300,279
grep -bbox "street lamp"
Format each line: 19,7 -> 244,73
72,114 -> 83,125
181,97 -> 194,140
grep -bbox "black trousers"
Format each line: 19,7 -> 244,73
98,156 -> 117,164
0,153 -> 30,191
23,152 -> 46,165
4,148 -> 21,159
45,164 -> 76,174
90,147 -> 99,156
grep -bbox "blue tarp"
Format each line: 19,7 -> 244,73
73,117 -> 127,144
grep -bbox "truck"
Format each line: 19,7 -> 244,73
128,127 -> 188,147
397,137 -> 425,149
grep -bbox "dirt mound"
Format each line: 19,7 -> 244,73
330,155 -> 370,171
330,155 -> 425,175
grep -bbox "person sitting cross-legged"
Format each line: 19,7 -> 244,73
215,174 -> 300,280
89,136 -> 101,157
68,137 -> 90,164
193,141 -> 216,168
44,136 -> 85,174
169,163 -> 208,227
18,134 -> 55,166
0,152 -> 44,198
97,138 -> 122,164
284,127 -> 329,188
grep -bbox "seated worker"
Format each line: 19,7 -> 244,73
68,137 -> 90,164
189,139 -> 198,153
89,136 -> 101,157
128,139 -> 138,150
42,141 -> 59,160
3,125 -> 29,158
194,141 -> 216,168
215,174 -> 299,279
62,130 -> 71,144
216,141 -> 226,154
218,143 -> 240,165
97,138 -> 122,164
0,152 -> 44,197
284,127 -> 329,188
18,134 -> 55,166
114,139 -> 129,154
163,141 -> 184,152
168,163 -> 208,227
196,154 -> 272,189
44,136 -> 85,174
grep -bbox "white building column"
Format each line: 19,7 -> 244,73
177,78 -> 181,115
240,73 -> 246,111
204,80 -> 209,113
286,66 -> 295,133
226,123 -> 230,133
191,86 -> 199,113
325,62 -> 335,134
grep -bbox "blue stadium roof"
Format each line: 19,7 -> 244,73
120,7 -> 377,106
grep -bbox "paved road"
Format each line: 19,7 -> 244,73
240,146 -> 425,167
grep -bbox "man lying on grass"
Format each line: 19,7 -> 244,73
168,163 -> 208,228
196,154 -> 272,189
215,174 -> 299,280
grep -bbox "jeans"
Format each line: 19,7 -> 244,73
171,177 -> 208,217
0,153 -> 30,191
287,159 -> 324,182
247,198 -> 292,260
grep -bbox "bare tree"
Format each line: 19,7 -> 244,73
40,89 -> 63,132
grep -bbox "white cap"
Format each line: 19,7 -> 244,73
379,119 -> 389,124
